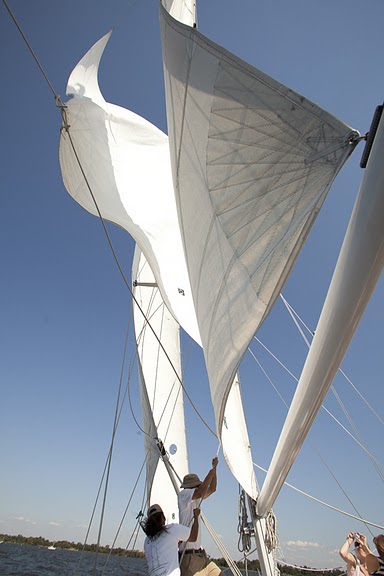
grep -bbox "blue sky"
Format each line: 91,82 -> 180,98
1,0 -> 383,569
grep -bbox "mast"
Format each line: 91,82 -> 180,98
257,106 -> 384,517
247,497 -> 277,576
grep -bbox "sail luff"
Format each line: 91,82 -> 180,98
256,113 -> 384,517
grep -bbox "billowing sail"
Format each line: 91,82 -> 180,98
59,33 -> 200,345
132,246 -> 188,522
159,4 -> 359,435
58,31 -> 260,502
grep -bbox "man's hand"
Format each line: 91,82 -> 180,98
212,457 -> 218,468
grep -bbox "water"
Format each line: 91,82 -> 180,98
0,543 -> 149,576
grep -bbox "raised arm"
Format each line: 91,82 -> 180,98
187,508 -> 201,542
193,457 -> 218,501
339,533 -> 356,567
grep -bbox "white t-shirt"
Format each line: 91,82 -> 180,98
178,489 -> 201,550
144,523 -> 190,576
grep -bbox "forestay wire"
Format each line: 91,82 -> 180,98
279,294 -> 384,483
247,350 -> 380,535
280,293 -> 384,427
253,462 -> 384,532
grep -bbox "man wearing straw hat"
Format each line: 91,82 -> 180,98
178,456 -> 223,576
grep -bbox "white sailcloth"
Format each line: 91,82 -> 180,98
221,375 -> 258,500
59,32 -> 200,345
132,246 -> 188,523
161,0 -> 196,27
58,30 -> 260,501
160,4 -> 359,437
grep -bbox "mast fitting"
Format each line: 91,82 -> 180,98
360,103 -> 384,168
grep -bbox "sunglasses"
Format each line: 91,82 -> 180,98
354,543 -> 361,548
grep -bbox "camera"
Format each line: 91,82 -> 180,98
353,533 -> 361,540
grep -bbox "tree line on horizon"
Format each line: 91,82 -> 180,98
0,533 -> 144,558
0,533 -> 344,576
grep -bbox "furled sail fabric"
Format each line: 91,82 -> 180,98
160,4 -> 359,435
59,32 -> 200,345
132,246 -> 188,522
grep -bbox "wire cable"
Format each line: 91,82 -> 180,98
253,463 -> 384,531
2,0 -> 58,99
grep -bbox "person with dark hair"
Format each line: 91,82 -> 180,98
178,457 -> 223,576
143,503 -> 200,576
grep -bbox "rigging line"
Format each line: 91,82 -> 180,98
94,307 -> 133,569
61,120 -> 216,438
128,313 -> 186,470
332,387 -> 384,482
2,0 -> 58,99
280,293 -> 384,426
135,295 -> 186,454
279,296 -> 383,473
74,310 -> 132,576
129,293 -> 184,439
100,458 -> 147,576
74,398 -> 128,575
247,349 -> 373,532
73,441 -> 117,576
133,310 -> 217,441
248,348 -> 289,408
339,367 -> 384,426
127,333 -> 148,436
251,339 -> 381,465
201,512 -> 243,576
125,480 -> 147,553
136,298 -> 187,453
253,463 -> 384,531
131,485 -> 147,550
253,336 -> 298,382
310,445 -> 375,538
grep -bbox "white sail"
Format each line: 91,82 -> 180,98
159,5 -> 359,438
59,31 -> 260,504
59,32 -> 200,345
221,375 -> 257,500
132,246 -> 188,523
161,0 -> 196,27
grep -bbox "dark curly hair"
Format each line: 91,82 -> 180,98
374,535 -> 384,560
142,511 -> 168,539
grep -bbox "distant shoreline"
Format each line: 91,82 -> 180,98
0,533 -> 144,558
0,534 -> 343,576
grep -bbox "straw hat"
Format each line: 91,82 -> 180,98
180,473 -> 202,489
